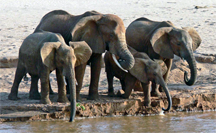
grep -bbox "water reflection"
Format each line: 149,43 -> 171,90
0,112 -> 215,132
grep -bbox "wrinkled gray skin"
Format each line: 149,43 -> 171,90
8,31 -> 92,122
34,10 -> 135,101
126,17 -> 201,95
104,46 -> 172,111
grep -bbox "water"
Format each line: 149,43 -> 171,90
0,112 -> 215,132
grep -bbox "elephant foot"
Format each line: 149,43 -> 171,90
116,90 -> 129,98
144,100 -> 151,107
8,93 -> 20,100
67,93 -> 81,102
76,97 -> 81,102
76,93 -> 82,102
40,98 -> 51,104
151,91 -> 161,97
108,92 -> 116,97
29,92 -> 41,100
121,94 -> 130,99
87,93 -> 99,100
57,96 -> 70,103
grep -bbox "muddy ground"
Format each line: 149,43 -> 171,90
0,55 -> 215,122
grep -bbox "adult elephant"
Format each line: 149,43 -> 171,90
126,17 -> 201,94
34,10 -> 135,100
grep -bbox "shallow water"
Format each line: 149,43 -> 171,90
0,112 -> 215,133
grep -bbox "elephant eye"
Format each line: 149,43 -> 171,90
177,43 -> 181,46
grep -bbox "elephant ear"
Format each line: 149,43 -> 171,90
69,41 -> 92,67
182,27 -> 202,51
150,27 -> 174,59
71,15 -> 105,53
154,59 -> 167,75
40,42 -> 61,68
129,58 -> 148,83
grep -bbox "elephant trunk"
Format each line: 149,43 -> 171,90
157,77 -> 172,111
66,68 -> 76,122
183,50 -> 197,86
116,42 -> 135,70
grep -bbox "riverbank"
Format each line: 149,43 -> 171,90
0,55 -> 216,122
0,83 -> 215,122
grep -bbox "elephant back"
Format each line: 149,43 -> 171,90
34,10 -> 101,45
126,17 -> 174,59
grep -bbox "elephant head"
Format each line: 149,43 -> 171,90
150,27 -> 201,86
40,40 -> 92,122
129,58 -> 172,111
71,14 -> 135,71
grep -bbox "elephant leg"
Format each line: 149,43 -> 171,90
8,63 -> 26,100
29,75 -> 40,100
56,68 -> 69,103
104,57 -> 115,97
151,82 -> 161,97
39,68 -> 51,104
87,53 -> 102,100
142,82 -> 151,107
159,59 -> 172,92
75,63 -> 87,102
49,78 -> 55,95
121,75 -> 136,99
120,79 -> 126,92
107,73 -> 115,97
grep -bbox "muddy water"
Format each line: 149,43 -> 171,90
0,112 -> 215,132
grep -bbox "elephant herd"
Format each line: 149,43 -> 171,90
8,10 -> 201,122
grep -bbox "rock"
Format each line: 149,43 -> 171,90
0,56 -> 18,68
195,55 -> 216,64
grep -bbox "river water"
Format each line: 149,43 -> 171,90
0,112 -> 215,132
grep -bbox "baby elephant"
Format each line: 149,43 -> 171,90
8,31 -> 92,122
104,46 -> 172,111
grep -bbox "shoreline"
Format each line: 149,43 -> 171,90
1,81 -> 215,122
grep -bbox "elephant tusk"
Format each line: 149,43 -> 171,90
182,58 -> 185,62
75,79 -> 78,85
112,54 -> 128,73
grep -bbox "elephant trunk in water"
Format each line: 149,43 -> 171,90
183,50 -> 197,86
157,76 -> 172,111
66,68 -> 76,122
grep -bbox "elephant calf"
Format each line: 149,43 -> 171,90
104,46 -> 172,111
8,31 -> 92,122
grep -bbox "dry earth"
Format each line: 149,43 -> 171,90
0,0 -> 216,122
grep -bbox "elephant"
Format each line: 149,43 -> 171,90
34,10 -> 135,101
126,17 -> 201,95
8,31 -> 92,122
104,46 -> 172,111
